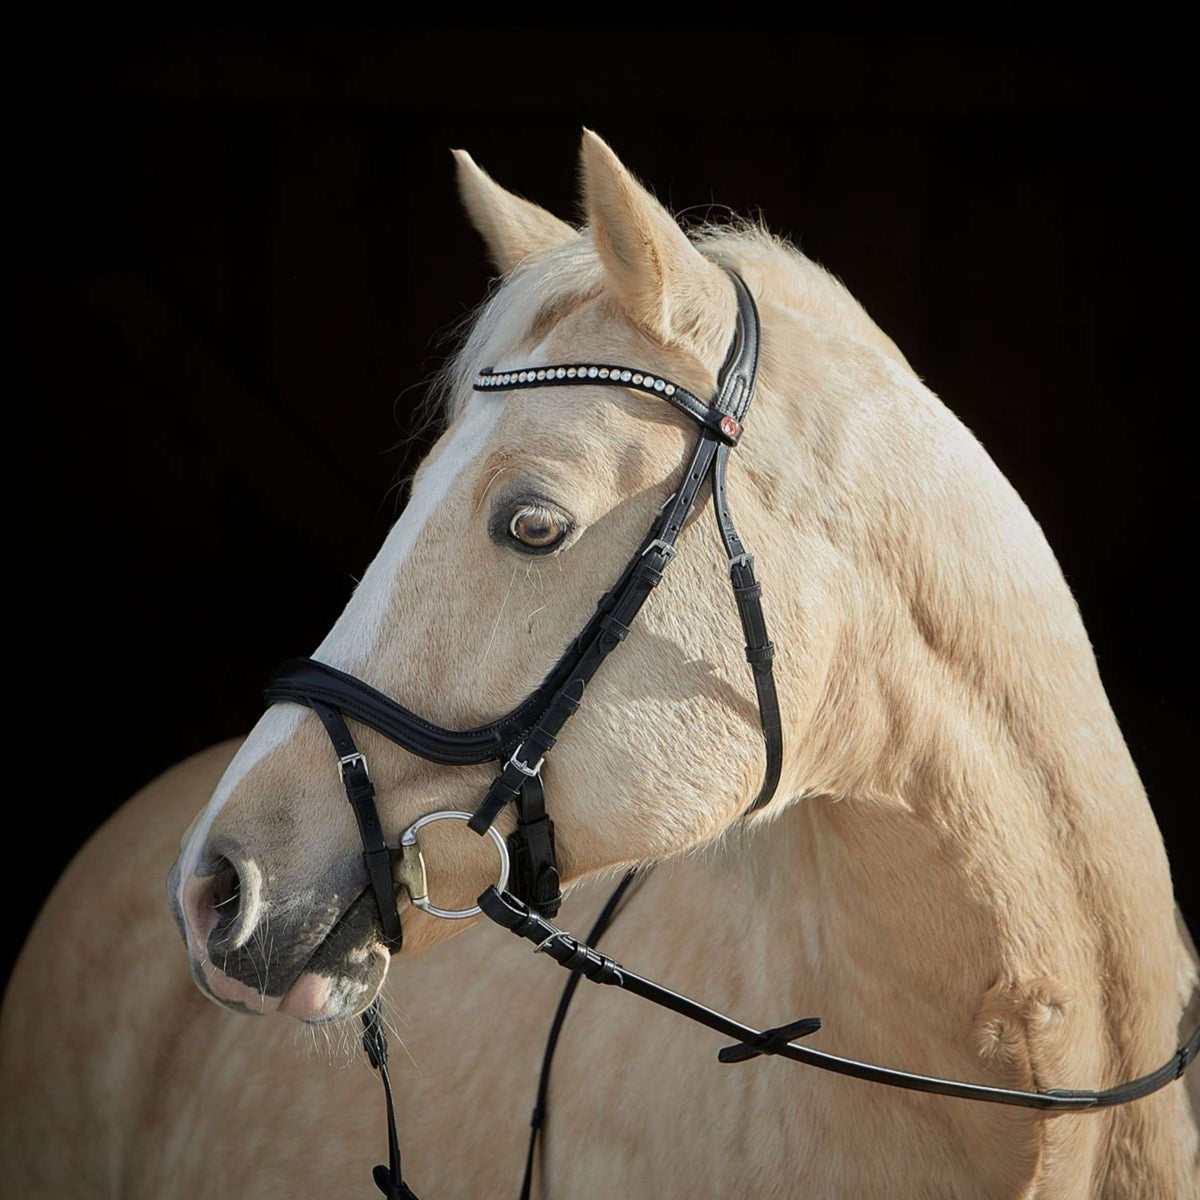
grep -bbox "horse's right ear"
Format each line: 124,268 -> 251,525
452,149 -> 576,275
579,130 -> 732,353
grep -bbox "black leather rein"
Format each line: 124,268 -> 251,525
259,269 -> 1198,1200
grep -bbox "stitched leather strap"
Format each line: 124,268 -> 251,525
361,1000 -> 420,1199
481,886 -> 1200,1114
508,774 -> 562,918
309,701 -> 403,950
467,430 -> 723,837
712,272 -> 761,423
712,445 -> 782,812
518,869 -> 642,1200
268,659 -> 514,765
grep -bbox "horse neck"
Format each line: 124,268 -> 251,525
732,352 -> 1185,1087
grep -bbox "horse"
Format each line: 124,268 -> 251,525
3,130 -> 1197,1199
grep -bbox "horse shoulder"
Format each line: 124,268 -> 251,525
1,742 -> 235,1194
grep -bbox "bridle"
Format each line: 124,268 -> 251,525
266,271 -> 778,943
260,270 -> 1198,1200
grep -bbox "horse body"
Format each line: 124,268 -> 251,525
5,736 -> 1197,1197
4,132 -> 1198,1196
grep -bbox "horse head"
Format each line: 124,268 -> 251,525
168,132 -> 808,1020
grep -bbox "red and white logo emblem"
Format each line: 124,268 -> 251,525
720,415 -> 741,440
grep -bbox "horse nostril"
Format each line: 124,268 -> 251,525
181,850 -> 262,955
207,857 -> 242,943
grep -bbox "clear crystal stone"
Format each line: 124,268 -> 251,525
665,384 -> 676,395
654,379 -> 665,391
555,367 -> 566,378
620,370 -> 632,381
587,366 -> 598,377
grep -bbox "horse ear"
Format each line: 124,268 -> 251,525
579,129 -> 730,349
452,149 -> 576,274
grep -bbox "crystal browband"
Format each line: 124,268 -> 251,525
473,363 -> 744,444
476,363 -> 680,394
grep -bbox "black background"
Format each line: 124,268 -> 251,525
8,27 -> 1195,983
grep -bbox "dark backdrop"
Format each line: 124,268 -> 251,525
8,28 -> 1195,982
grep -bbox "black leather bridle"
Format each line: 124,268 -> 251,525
265,270 -> 780,940
259,270 -> 1198,1200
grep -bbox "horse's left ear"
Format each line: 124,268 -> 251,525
452,149 -> 576,274
580,129 -> 732,351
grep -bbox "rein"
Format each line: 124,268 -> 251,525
260,270 -> 1199,1199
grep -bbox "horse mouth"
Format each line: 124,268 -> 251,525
277,886 -> 394,1023
183,880 -> 395,1023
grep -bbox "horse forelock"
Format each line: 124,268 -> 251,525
434,219 -> 911,424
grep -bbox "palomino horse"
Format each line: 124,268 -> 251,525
3,132 -> 1197,1198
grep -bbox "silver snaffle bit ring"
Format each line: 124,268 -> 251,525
397,809 -> 509,920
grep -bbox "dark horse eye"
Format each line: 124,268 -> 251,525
508,504 -> 567,550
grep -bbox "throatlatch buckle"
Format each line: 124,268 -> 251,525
339,751 -> 369,780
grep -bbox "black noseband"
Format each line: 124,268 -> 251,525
264,270 -> 781,946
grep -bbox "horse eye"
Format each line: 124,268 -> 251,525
508,504 -> 568,551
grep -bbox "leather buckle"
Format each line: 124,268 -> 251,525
508,743 -> 544,777
641,538 -> 677,561
339,751 -> 369,781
